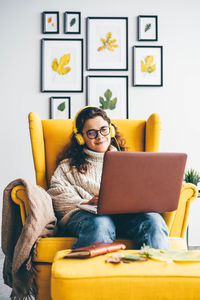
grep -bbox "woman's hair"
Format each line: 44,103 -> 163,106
57,107 -> 127,173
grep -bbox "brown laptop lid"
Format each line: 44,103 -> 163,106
97,152 -> 187,215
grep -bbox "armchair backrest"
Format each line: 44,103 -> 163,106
28,112 -> 161,190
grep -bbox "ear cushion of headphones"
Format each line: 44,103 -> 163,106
75,133 -> 85,145
110,125 -> 115,138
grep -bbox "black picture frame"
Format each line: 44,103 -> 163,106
86,75 -> 128,119
41,38 -> 83,92
137,15 -> 158,41
133,46 -> 163,87
42,11 -> 59,34
50,97 -> 71,119
64,12 -> 81,34
86,17 -> 128,71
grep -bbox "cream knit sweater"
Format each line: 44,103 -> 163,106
48,148 -> 116,228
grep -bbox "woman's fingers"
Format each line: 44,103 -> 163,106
81,195 -> 99,205
81,200 -> 89,204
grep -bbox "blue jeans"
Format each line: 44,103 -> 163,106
61,211 -> 170,249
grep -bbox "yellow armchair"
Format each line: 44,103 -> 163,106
11,112 -> 197,300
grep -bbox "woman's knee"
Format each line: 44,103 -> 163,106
145,213 -> 168,231
143,213 -> 169,249
91,216 -> 115,234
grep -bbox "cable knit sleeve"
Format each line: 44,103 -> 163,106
47,159 -> 98,226
47,149 -> 104,227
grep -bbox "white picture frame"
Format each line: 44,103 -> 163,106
50,97 -> 71,119
86,76 -> 128,119
133,46 -> 163,87
86,17 -> 128,71
41,38 -> 83,92
137,15 -> 158,41
42,11 -> 59,34
64,12 -> 81,34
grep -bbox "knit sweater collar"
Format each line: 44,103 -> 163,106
84,146 -> 117,162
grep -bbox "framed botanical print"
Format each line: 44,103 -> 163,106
42,11 -> 59,34
86,17 -> 128,71
133,46 -> 163,87
64,12 -> 81,34
41,38 -> 83,92
137,15 -> 158,41
86,75 -> 128,119
50,97 -> 71,119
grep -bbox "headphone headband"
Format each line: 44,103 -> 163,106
72,106 -> 96,134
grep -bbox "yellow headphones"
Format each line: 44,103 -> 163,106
73,106 -> 116,145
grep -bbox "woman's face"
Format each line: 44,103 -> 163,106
82,116 -> 111,153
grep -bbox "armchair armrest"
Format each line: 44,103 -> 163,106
169,183 -> 197,238
11,185 -> 28,226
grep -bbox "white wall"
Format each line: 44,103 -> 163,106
0,0 -> 200,246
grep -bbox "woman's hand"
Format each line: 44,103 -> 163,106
81,195 -> 99,206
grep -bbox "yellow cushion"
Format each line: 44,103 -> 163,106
34,237 -> 187,263
34,238 -> 187,300
34,237 -> 135,263
34,237 -> 76,262
51,249 -> 200,300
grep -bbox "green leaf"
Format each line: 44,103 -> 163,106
104,89 -> 112,101
104,101 -> 109,110
109,104 -> 115,110
109,97 -> 117,110
70,18 -> 76,27
145,23 -> 151,32
99,96 -> 108,109
99,97 -> 105,109
57,102 -> 66,112
184,168 -> 200,185
140,245 -> 200,262
123,254 -> 147,262
99,89 -> 118,110
99,96 -> 104,105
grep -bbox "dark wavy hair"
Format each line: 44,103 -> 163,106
57,107 -> 126,173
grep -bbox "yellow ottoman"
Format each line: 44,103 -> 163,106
51,250 -> 200,300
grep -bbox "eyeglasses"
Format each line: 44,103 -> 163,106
83,126 -> 110,139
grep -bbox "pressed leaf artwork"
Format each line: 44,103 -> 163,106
70,18 -> 76,27
99,89 -> 117,110
97,32 -> 119,52
141,245 -> 200,262
57,102 -> 66,112
144,23 -> 151,32
51,54 -> 71,75
141,56 -> 156,74
47,16 -> 54,27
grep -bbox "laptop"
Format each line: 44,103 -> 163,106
77,152 -> 187,215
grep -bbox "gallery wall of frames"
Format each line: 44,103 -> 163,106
41,11 -> 162,120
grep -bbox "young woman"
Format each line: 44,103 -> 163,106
47,106 -> 169,249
